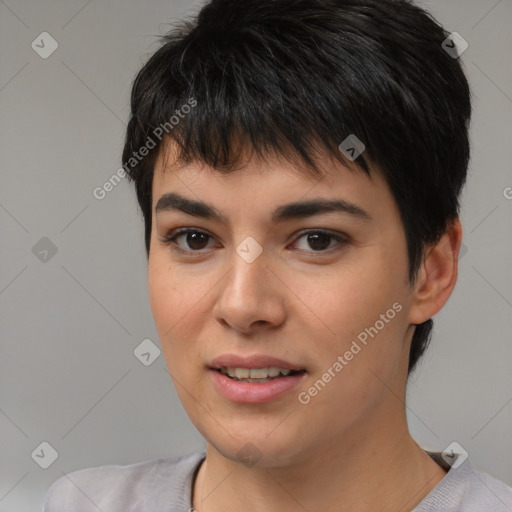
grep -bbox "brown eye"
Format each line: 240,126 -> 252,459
305,232 -> 332,251
292,230 -> 348,253
182,231 -> 210,250
159,229 -> 214,254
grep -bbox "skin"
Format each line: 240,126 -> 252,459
148,140 -> 462,512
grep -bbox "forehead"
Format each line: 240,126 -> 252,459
154,137 -> 375,185
150,138 -> 395,222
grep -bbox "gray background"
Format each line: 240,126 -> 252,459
0,1 -> 511,511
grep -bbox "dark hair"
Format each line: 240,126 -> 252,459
122,0 -> 471,374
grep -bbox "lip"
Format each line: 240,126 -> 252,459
209,353 -> 304,371
210,368 -> 307,403
208,353 -> 307,404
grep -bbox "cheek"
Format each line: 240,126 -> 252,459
148,259 -> 175,333
147,258 -> 193,363
302,244 -> 410,385
299,289 -> 408,428
309,258 -> 406,339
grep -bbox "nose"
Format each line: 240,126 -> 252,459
213,247 -> 287,334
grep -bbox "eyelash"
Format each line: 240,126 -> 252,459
158,228 -> 350,257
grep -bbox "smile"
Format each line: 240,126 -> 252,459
218,366 -> 304,382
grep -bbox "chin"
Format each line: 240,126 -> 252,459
201,421 -> 310,468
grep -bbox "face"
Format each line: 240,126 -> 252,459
148,141 -> 418,467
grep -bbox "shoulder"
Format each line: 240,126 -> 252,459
43,451 -> 205,512
416,452 -> 512,512
463,468 -> 512,511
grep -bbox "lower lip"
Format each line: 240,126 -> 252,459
210,369 -> 306,403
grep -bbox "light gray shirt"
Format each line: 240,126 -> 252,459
43,451 -> 512,511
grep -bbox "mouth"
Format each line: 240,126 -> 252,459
208,354 -> 308,402
214,366 -> 306,383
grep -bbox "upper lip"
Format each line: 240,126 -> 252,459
209,354 -> 305,371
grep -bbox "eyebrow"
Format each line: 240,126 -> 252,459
155,192 -> 371,224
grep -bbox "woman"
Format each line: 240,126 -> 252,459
44,0 -> 512,510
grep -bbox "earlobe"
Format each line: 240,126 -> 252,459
408,218 -> 463,325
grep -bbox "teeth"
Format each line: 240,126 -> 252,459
268,367 -> 281,377
234,368 -> 250,379
221,367 -> 296,379
249,368 -> 268,378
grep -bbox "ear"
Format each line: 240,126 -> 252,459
408,218 -> 463,325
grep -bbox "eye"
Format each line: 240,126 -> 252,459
158,228 -> 349,256
291,229 -> 349,253
159,228 -> 215,254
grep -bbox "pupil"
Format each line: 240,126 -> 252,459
188,232 -> 208,250
308,233 -> 330,251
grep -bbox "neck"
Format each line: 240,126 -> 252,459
192,409 -> 446,512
